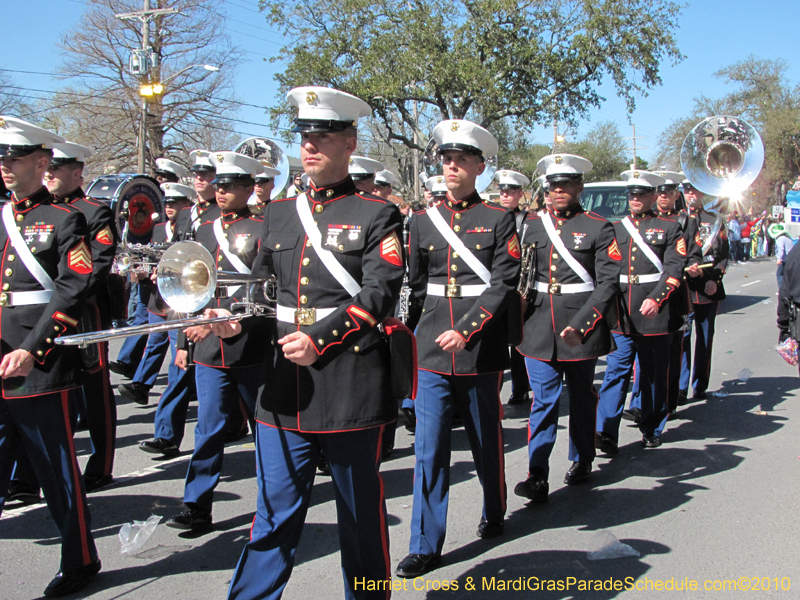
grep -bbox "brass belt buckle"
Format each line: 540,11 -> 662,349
629,275 -> 639,285
0,292 -> 8,306
445,283 -> 462,298
294,307 -> 316,325
548,283 -> 561,295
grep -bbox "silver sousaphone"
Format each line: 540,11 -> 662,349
56,241 -> 276,348
233,137 -> 290,199
423,137 -> 498,194
680,115 -> 764,254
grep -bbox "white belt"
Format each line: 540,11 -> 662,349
0,290 -> 53,306
534,281 -> 594,295
427,282 -> 488,298
276,304 -> 336,325
620,273 -> 661,284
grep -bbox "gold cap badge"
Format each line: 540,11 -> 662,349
0,118 -> 5,128
554,155 -> 563,164
306,91 -> 318,104
216,153 -> 225,163
633,171 -> 640,177
502,171 -> 507,176
437,176 -> 443,183
450,121 -> 460,132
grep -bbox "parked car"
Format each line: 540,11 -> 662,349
580,181 -> 628,221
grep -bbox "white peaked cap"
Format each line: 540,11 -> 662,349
425,175 -> 448,195
495,169 -> 530,188
537,154 -> 593,180
287,87 -> 371,131
155,158 -> 188,179
51,141 -> 93,164
211,151 -> 263,178
0,116 -> 65,155
189,150 -> 215,172
160,182 -> 196,200
652,169 -> 684,186
348,156 -> 384,177
621,169 -> 667,189
375,170 -> 401,187
433,119 -> 498,158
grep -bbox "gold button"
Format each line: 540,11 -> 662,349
15,214 -> 23,222
1,283 -> 7,290
338,244 -> 344,251
25,201 -> 31,208
345,320 -> 351,327
461,201 -> 467,207
630,266 -> 635,271
454,213 -> 462,220
318,339 -> 324,345
353,345 -> 360,352
429,245 -> 434,250
7,255 -> 14,262
453,252 -> 459,258
581,328 -> 585,333
631,256 -> 636,261
218,255 -> 224,262
30,247 -> 35,253
300,295 -> 308,304
476,244 -> 481,250
587,321 -> 591,325
551,277 -> 556,282
217,267 -> 222,271
556,229 -> 561,234
315,204 -> 324,213
224,223 -> 230,230
302,258 -> 310,266
451,264 -> 458,271
463,330 -> 468,335
472,322 -> 477,326
632,247 -> 637,252
54,325 -> 60,331
306,240 -> 313,247
332,330 -> 338,336
480,313 -> 486,318
558,220 -> 564,225
454,225 -> 461,232
300,277 -> 309,285
46,338 -> 52,344
275,243 -> 281,249
37,350 -> 43,356
4,268 -> 11,276
552,253 -> 558,260
449,277 -> 457,284
550,265 -> 557,271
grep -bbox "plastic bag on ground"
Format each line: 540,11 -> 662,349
587,530 -> 641,560
119,514 -> 162,555
738,368 -> 753,382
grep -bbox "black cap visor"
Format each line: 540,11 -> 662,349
212,174 -> 255,186
154,170 -> 180,182
49,157 -> 82,168
350,173 -> 376,182
546,173 -> 582,184
438,143 -> 484,160
292,118 -> 356,134
190,164 -> 215,174
0,143 -> 45,158
498,184 -> 522,190
657,183 -> 680,193
254,176 -> 274,184
627,186 -> 655,195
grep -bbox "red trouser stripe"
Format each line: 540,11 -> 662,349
61,391 -> 92,565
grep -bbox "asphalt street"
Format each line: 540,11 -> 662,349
2,256 -> 799,600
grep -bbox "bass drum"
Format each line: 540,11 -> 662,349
85,174 -> 164,244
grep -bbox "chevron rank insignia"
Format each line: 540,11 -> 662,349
68,240 -> 92,274
608,239 -> 622,261
677,238 -> 687,256
507,235 -> 521,259
96,225 -> 114,246
380,231 -> 403,266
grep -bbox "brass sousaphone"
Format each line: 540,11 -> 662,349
680,116 -> 764,254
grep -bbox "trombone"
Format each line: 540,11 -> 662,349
56,241 -> 276,348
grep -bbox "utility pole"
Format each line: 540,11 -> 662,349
116,1 -> 177,174
413,99 -> 420,202
625,124 -> 647,170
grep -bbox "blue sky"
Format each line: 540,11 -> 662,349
3,0 -> 799,162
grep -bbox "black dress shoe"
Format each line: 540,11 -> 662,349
43,559 -> 101,597
667,408 -> 678,421
7,481 -> 41,504
693,390 -> 707,400
396,553 -> 442,578
642,434 -> 662,448
166,507 -> 212,532
401,407 -> 416,433
108,361 -> 135,379
514,469 -> 549,503
118,382 -> 150,405
595,432 -> 619,455
621,407 -> 641,424
139,438 -> 180,457
476,518 -> 504,539
677,389 -> 689,405
84,474 -> 113,493
451,411 -> 464,428
507,392 -> 530,406
563,461 -> 591,485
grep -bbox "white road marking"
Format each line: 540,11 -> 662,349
741,280 -> 761,287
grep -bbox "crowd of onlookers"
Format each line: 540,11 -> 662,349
727,211 -> 783,263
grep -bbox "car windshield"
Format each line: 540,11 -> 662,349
580,185 -> 629,221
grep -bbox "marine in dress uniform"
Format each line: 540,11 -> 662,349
153,157 -> 188,184
513,155 -> 619,500
164,152 -> 269,532
495,168 -> 533,406
250,163 -> 280,215
624,171 -> 701,422
425,174 -> 448,202
680,180 -> 729,400
349,155 -> 384,194
373,169 -> 401,200
118,183 -> 193,405
396,119 -> 519,579
0,117 -> 100,596
595,171 -> 686,450
223,87 -> 404,600
176,150 -> 220,241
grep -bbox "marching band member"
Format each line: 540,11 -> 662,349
424,175 -> 448,204
349,155 -> 384,194
176,150 -> 219,240
250,162 -> 280,215
153,157 -> 188,184
0,117 -> 100,596
514,155 -> 619,501
595,170 -> 685,451
165,151 -> 268,532
373,169 -> 401,200
397,119 -> 519,578
223,87 -> 404,600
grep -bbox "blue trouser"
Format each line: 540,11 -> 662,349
132,311 -> 170,387
183,364 -> 261,511
152,329 -> 195,446
629,330 -> 683,413
777,262 -> 785,293
525,357 -> 598,475
227,424 -> 390,600
409,369 -> 506,557
680,302 -> 719,395
0,391 -> 98,572
597,333 -> 669,439
510,347 -> 530,397
116,282 -> 151,370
